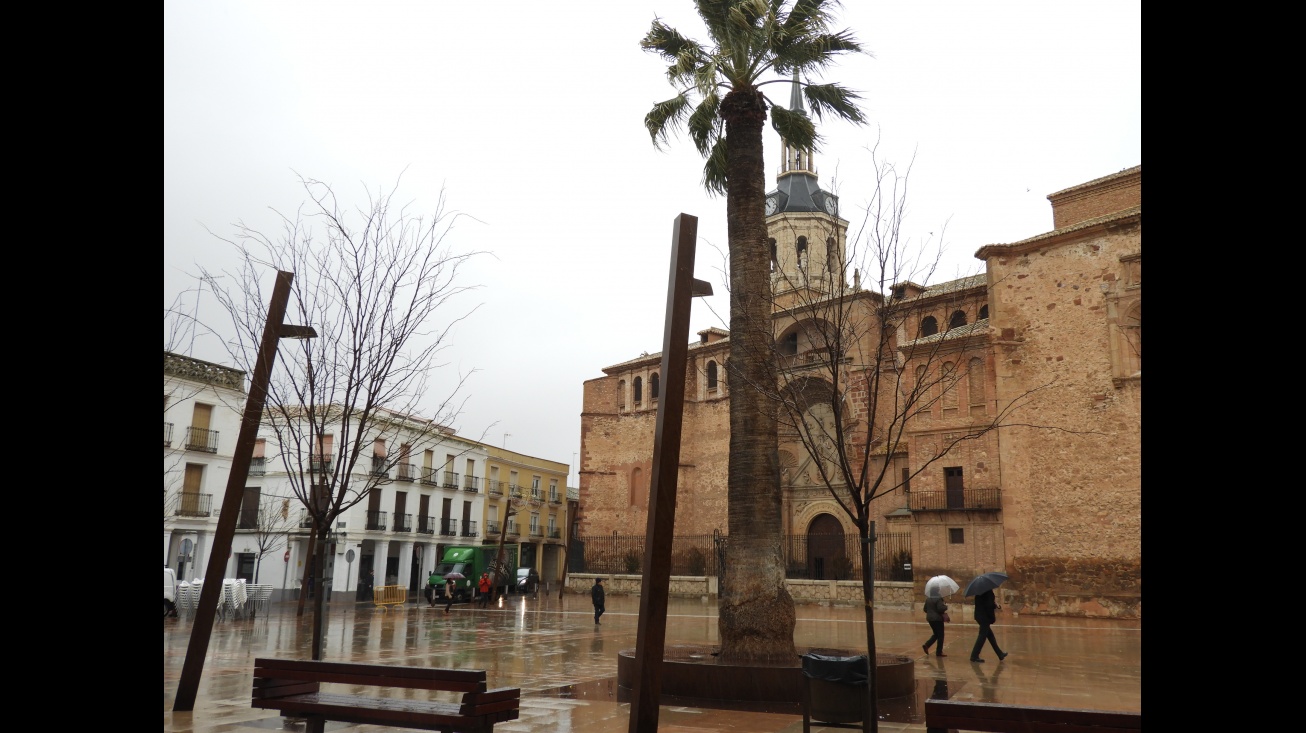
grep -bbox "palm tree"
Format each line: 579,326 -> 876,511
642,0 -> 865,663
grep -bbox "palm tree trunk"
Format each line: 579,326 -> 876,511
717,87 -> 796,664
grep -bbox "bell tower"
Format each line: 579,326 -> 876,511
765,71 -> 848,312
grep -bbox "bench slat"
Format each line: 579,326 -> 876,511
254,657 -> 487,685
924,699 -> 1141,733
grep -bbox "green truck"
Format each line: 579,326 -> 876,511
431,544 -> 519,602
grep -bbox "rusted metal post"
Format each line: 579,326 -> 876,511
629,214 -> 710,733
174,270 -> 313,712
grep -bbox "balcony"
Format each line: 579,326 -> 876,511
547,528 -> 562,539
485,520 -> 500,536
394,513 -> 412,532
417,515 -> 436,534
509,485 -> 524,500
529,527 -> 543,538
184,426 -> 219,453
440,518 -> 459,537
164,422 -> 174,448
530,487 -> 543,504
396,463 -> 417,482
443,471 -> 460,489
176,492 -> 212,518
366,510 -> 389,531
420,467 -> 439,485
370,456 -> 388,478
506,523 -> 520,537
908,488 -> 1002,512
250,457 -> 266,476
549,492 -> 561,505
461,520 -> 479,538
463,475 -> 480,493
309,457 -> 334,474
487,480 -> 504,497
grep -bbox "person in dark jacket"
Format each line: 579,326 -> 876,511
969,589 -> 1008,662
591,577 -> 606,624
922,594 -> 949,656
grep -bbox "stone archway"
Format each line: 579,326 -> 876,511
807,513 -> 846,580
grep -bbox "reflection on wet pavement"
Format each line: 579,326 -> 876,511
164,592 -> 1140,732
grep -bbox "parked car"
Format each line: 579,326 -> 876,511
515,567 -> 540,595
164,568 -> 179,617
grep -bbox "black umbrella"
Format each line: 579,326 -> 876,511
964,572 -> 1009,597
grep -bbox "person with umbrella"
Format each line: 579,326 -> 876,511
966,572 -> 1010,663
922,575 -> 958,657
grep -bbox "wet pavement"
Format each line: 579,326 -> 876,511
163,592 -> 1140,732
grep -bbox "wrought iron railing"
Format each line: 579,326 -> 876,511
443,471 -> 460,489
164,422 -> 174,448
184,426 -> 219,453
366,510 -> 388,531
461,520 -> 479,538
396,463 -> 417,482
908,488 -> 1002,512
463,475 -> 480,492
420,467 -> 439,485
487,480 -> 504,497
417,515 -> 436,534
440,518 -> 458,536
249,457 -> 266,476
176,492 -> 212,518
394,513 -> 412,532
370,456 -> 388,478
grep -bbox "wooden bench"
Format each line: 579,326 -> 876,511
251,657 -> 520,733
925,698 -> 1141,733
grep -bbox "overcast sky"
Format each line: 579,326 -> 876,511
164,1 -> 1141,486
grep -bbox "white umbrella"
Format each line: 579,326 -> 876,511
924,575 -> 960,598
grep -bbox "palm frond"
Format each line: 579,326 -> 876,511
645,95 -> 692,150
771,104 -> 819,151
803,82 -> 866,124
641,18 -> 702,62
688,94 -> 722,157
702,137 -> 729,196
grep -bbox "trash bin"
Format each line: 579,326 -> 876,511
801,652 -> 869,732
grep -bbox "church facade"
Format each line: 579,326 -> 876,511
577,87 -> 1140,618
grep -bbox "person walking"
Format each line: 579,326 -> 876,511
970,589 -> 1008,662
444,577 -> 457,613
591,577 -> 606,625
922,593 -> 949,656
477,572 -> 492,608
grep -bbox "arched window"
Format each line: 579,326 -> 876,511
942,361 -> 959,409
650,372 -> 660,400
827,237 -> 838,276
796,237 -> 808,271
978,304 -> 989,320
707,361 -> 718,390
617,379 -> 626,409
968,357 -> 985,408
949,310 -> 967,329
633,376 -> 643,404
770,238 -> 778,272
630,467 -> 646,508
920,316 -> 938,337
779,332 -> 798,356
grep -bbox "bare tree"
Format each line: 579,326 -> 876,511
759,144 -> 1063,720
202,173 -> 484,659
247,492 -> 296,584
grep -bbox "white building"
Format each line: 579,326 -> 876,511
164,350 -> 572,603
163,352 -> 248,583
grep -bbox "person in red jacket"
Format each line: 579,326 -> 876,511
477,572 -> 492,607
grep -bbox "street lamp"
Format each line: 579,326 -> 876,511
174,270 -> 315,712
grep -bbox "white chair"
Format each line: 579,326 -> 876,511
176,581 -> 192,616
234,579 -> 249,619
249,585 -> 273,619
